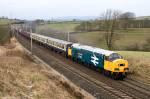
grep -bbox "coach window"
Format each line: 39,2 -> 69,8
56,42 -> 58,47
50,41 -> 52,45
49,40 -> 51,44
55,42 -> 58,46
59,44 -> 61,48
61,45 -> 63,49
57,42 -> 59,46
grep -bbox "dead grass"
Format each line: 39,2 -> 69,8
0,37 -> 94,99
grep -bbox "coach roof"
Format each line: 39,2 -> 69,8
47,36 -> 72,45
31,33 -> 72,45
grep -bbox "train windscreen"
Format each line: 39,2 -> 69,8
108,53 -> 123,61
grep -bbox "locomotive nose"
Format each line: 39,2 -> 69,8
113,59 -> 129,72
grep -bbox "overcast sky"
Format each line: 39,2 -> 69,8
0,0 -> 150,20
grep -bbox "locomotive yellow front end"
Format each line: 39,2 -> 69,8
113,59 -> 129,73
104,53 -> 129,79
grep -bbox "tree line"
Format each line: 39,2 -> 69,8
75,13 -> 150,32
75,10 -> 150,50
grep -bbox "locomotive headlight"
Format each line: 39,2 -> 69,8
124,68 -> 129,72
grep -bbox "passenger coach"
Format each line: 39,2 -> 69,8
30,33 -> 72,56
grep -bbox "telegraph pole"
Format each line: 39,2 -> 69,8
30,27 -> 33,54
17,27 -> 18,38
13,26 -> 15,37
26,24 -> 27,32
67,31 -> 70,41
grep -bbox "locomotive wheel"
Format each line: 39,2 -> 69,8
98,69 -> 103,73
103,70 -> 111,77
72,57 -> 75,62
120,73 -> 126,80
112,73 -> 125,80
112,72 -> 119,80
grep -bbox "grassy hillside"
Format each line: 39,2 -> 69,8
0,25 -> 10,44
71,28 -> 150,50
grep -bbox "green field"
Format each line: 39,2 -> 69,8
37,22 -> 80,32
71,28 -> 150,50
0,25 -> 10,44
0,19 -> 16,25
70,31 -> 107,48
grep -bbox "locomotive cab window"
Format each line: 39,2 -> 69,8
105,56 -> 109,61
108,53 -> 123,61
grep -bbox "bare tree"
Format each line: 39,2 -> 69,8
101,9 -> 121,50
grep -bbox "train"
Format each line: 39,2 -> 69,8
15,29 -> 129,80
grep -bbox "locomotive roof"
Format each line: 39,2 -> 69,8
72,43 -> 116,56
31,33 -> 72,45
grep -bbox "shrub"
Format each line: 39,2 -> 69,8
125,43 -> 141,51
0,25 -> 10,45
142,38 -> 150,51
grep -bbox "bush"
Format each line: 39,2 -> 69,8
0,25 -> 10,45
142,38 -> 150,51
125,38 -> 150,51
125,43 -> 141,51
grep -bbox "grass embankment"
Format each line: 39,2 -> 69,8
118,51 -> 150,83
0,25 -> 10,45
0,38 -> 94,99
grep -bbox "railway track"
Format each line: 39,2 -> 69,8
120,78 -> 150,95
126,77 -> 150,91
16,35 -> 150,99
